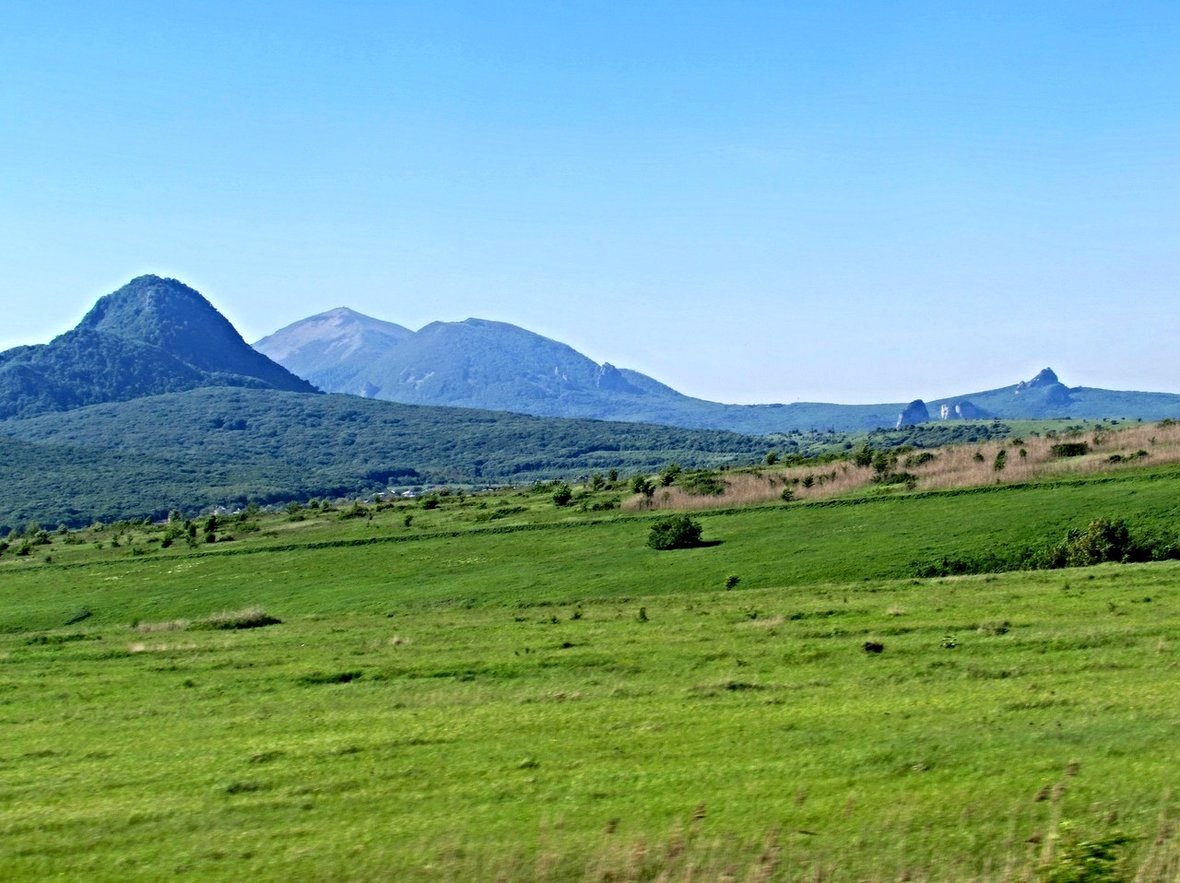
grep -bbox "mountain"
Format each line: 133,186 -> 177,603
258,310 -> 1180,431
256,310 -> 901,432
928,367 -> 1180,422
0,276 -> 316,420
252,307 -> 413,396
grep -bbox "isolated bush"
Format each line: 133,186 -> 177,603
551,483 -> 573,507
647,514 -> 703,550
1038,823 -> 1132,882
1051,442 -> 1090,458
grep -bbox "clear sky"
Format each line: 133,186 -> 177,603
2,1 -> 1177,404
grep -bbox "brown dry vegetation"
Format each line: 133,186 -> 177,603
625,420 -> 1180,511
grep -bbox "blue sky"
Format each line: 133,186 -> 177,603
2,1 -> 1178,404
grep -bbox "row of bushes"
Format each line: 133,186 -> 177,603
913,517 -> 1180,577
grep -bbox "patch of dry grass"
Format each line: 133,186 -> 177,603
626,420 -> 1180,511
197,605 -> 281,630
133,618 -> 190,633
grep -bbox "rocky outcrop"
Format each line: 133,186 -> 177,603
896,399 -> 930,429
939,399 -> 984,420
595,363 -> 639,394
1014,367 -> 1072,409
1019,368 -> 1060,389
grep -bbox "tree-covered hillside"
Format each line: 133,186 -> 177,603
0,388 -> 769,530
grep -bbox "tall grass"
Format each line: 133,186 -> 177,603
628,420 -> 1180,511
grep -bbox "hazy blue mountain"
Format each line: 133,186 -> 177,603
256,310 -> 902,432
253,307 -> 413,397
0,276 -> 316,420
928,367 -> 1180,421
258,309 -> 1180,431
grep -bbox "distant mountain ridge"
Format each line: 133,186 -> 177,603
4,277 -> 1178,432
0,276 -> 315,420
256,309 -> 1180,431
255,310 -> 901,432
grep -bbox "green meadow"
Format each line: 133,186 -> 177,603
2,468 -> 1179,880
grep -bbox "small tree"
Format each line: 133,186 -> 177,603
659,462 -> 683,487
551,483 -> 573,507
631,475 -> 656,499
647,514 -> 703,550
853,445 -> 874,468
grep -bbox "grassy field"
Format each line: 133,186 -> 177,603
2,445 -> 1179,879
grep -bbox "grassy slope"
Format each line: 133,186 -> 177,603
1,470 -> 1179,879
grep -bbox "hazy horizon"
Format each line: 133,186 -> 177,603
3,3 -> 1178,404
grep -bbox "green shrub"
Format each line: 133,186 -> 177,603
903,451 -> 937,468
647,515 -> 703,550
630,476 -> 656,500
659,462 -> 683,487
1045,517 -> 1178,568
1051,442 -> 1090,458
912,517 -> 1180,577
551,483 -> 573,507
1037,823 -> 1132,882
678,470 -> 725,496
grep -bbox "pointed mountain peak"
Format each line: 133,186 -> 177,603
1026,367 -> 1060,387
77,275 -> 314,388
254,308 -> 412,366
79,276 -> 215,341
